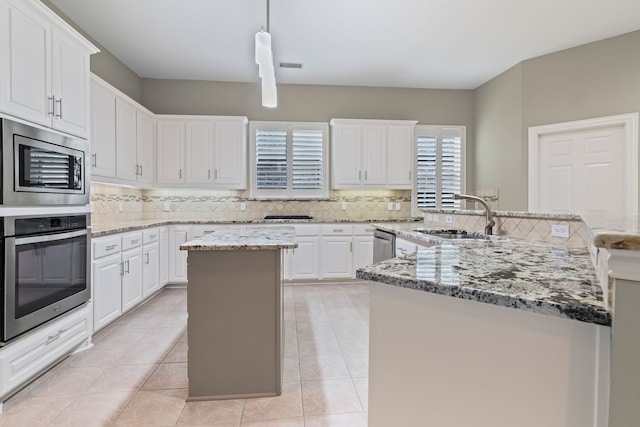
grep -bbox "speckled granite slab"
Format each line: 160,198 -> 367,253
180,225 -> 297,251
582,214 -> 640,250
358,227 -> 610,326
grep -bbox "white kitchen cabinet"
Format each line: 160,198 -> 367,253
159,226 -> 169,287
0,0 -> 97,137
169,225 -> 190,284
330,119 -> 417,189
321,236 -> 353,278
156,119 -> 186,184
121,232 -> 143,313
90,76 -> 116,178
353,224 -> 376,277
156,115 -> 248,187
115,97 -> 138,182
136,109 -> 155,184
287,237 -> 320,280
142,228 -> 160,299
92,251 -> 122,331
387,125 -> 414,188
186,120 -> 213,184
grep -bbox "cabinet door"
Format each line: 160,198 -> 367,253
157,120 -> 185,184
115,97 -> 138,182
362,125 -> 387,185
136,109 -> 154,184
387,125 -> 414,188
90,77 -> 116,177
169,226 -> 190,283
51,28 -> 89,138
185,120 -> 213,184
331,124 -> 362,187
354,236 -> 374,277
92,253 -> 122,332
289,236 -> 319,280
321,236 -> 353,279
121,247 -> 143,313
0,0 -> 51,127
159,227 -> 169,287
213,119 -> 247,188
142,244 -> 159,299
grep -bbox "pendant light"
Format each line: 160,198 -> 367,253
255,0 -> 277,108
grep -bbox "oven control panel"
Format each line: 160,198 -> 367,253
13,215 -> 88,236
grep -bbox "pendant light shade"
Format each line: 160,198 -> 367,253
255,0 -> 277,108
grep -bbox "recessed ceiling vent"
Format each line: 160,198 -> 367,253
279,62 -> 303,69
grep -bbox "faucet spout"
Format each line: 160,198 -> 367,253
453,194 -> 495,235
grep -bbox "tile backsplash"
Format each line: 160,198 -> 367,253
90,183 -> 414,224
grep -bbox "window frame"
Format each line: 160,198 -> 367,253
412,125 -> 467,215
249,121 -> 329,200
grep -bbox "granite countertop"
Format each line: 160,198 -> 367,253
582,214 -> 640,250
90,217 -> 422,238
357,223 -> 611,326
179,225 -> 297,251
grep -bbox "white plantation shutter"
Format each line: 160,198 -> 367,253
251,122 -> 328,198
414,126 -> 465,210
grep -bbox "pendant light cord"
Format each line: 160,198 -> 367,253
266,0 -> 270,33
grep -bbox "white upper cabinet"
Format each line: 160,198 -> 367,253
331,119 -> 417,189
90,76 -> 116,178
90,74 -> 155,184
0,0 -> 98,138
156,115 -> 248,188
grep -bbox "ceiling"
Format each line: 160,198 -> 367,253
49,0 -> 640,90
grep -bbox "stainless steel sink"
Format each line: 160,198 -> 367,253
414,229 -> 493,240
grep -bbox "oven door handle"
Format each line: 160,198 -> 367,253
14,229 -> 88,245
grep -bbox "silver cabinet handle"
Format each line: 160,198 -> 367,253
55,98 -> 62,118
208,169 -> 211,179
179,169 -> 182,179
139,164 -> 143,176
358,170 -> 361,180
365,171 -> 368,180
215,169 -> 218,179
130,239 -> 140,245
105,244 -> 118,251
125,260 -> 130,274
333,229 -> 344,233
92,153 -> 97,167
45,328 -> 67,345
145,252 -> 150,264
409,170 -> 412,179
350,241 -> 353,252
48,96 -> 55,115
120,262 -> 125,276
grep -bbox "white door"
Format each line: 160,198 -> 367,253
115,97 -> 137,182
321,236 -> 353,279
0,0 -> 51,127
332,124 -> 362,187
136,109 -> 154,184
157,120 -> 185,184
121,248 -> 143,313
142,244 -> 160,299
51,28 -> 89,138
362,125 -> 387,185
92,253 -> 122,332
169,226 -> 190,283
214,119 -> 247,188
90,77 -> 116,178
186,120 -> 213,184
529,114 -> 637,217
159,227 -> 169,286
289,236 -> 319,280
387,125 -> 413,188
354,236 -> 374,276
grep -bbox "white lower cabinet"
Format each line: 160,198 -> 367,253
321,236 -> 354,279
169,225 -> 190,284
92,251 -> 122,331
353,225 -> 375,278
142,229 -> 160,299
0,304 -> 91,403
159,227 -> 169,286
285,225 -> 320,281
121,247 -> 143,313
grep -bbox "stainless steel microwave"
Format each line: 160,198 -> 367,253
1,118 -> 89,205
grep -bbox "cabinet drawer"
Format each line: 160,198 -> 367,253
93,236 -> 121,259
121,232 -> 143,251
321,224 -> 353,236
294,224 -> 320,236
143,228 -> 159,244
0,305 -> 91,397
354,224 -> 376,235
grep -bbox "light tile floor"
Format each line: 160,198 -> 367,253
0,283 -> 370,426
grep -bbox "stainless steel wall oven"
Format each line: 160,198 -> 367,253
1,214 -> 90,343
1,118 -> 89,206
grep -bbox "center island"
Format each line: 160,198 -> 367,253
180,225 -> 297,401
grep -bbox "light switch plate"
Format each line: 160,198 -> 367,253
387,202 -> 394,211
163,202 -> 170,211
341,202 -> 347,210
551,224 -> 570,238
240,202 -> 247,211
395,202 -> 401,211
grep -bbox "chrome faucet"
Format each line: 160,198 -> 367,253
454,194 -> 495,235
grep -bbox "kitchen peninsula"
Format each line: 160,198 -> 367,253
179,225 -> 297,401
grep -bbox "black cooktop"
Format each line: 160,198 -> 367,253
263,215 -> 313,220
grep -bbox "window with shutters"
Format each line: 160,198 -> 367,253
413,125 -> 466,211
250,121 -> 329,199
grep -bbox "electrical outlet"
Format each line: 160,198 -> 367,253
395,202 -> 401,211
551,224 -> 570,238
118,202 -> 124,212
341,202 -> 347,210
240,202 -> 247,211
445,215 -> 453,224
387,202 -> 394,211
163,202 -> 170,211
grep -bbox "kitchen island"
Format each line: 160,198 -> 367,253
358,226 -> 611,427
180,225 -> 297,401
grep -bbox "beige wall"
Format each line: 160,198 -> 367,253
474,30 -> 640,211
40,0 -> 143,103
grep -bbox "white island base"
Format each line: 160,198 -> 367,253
369,283 -> 610,427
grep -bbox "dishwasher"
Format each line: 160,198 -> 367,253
373,229 -> 396,263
